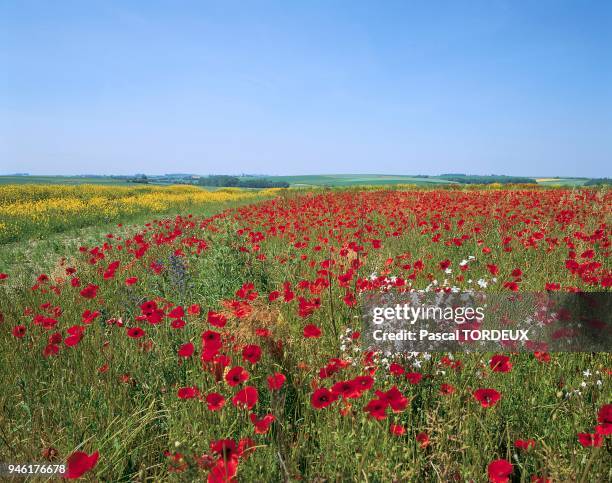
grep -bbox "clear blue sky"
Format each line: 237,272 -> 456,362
1,1 -> 610,177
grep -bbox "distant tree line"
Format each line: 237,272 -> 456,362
437,174 -> 537,184
198,175 -> 289,188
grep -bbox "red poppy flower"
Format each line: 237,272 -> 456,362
389,424 -> 405,436
488,459 -> 513,483
405,372 -> 423,384
311,388 -> 338,409
64,450 -> 99,479
201,330 -> 222,357
81,309 -> 101,324
125,277 -> 138,286
242,344 -> 262,364
577,433 -> 603,447
514,439 -> 535,450
126,327 -> 145,339
489,355 -> 512,373
375,386 -> 409,412
177,386 -> 199,400
178,342 -> 194,358
225,366 -> 249,387
43,343 -> 60,357
303,324 -> 322,338
12,325 -> 26,338
440,383 -> 455,395
416,432 -> 430,448
267,373 -> 286,391
354,375 -> 374,391
64,334 -> 83,347
79,283 -> 99,299
389,363 -> 405,376
597,403 -> 611,424
250,413 -> 275,434
207,311 -> 227,328
168,306 -> 184,319
187,304 -> 200,315
171,319 -> 186,329
232,386 -> 258,409
474,388 -> 501,408
206,392 -> 225,411
331,380 -> 362,399
503,281 -> 519,292
364,398 -> 388,420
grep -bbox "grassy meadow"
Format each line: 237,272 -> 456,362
0,184 -> 610,482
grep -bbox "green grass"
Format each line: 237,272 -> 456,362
0,176 -> 133,185
240,174 -> 459,187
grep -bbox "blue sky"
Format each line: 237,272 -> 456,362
1,1 -> 610,177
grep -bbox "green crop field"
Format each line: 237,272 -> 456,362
240,174 -> 458,186
0,176 -> 135,185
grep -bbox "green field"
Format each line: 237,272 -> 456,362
0,176 -> 133,185
241,174 -> 459,186
0,174 -> 596,188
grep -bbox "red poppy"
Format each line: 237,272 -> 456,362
177,386 -> 199,400
416,432 -> 430,448
168,306 -> 185,319
177,342 -> 194,358
488,459 -> 513,483
405,372 -> 423,384
125,276 -> 138,286
12,325 -> 26,338
303,324 -> 322,338
64,450 -> 99,479
389,363 -> 405,376
489,355 -> 512,373
225,366 -> 249,387
389,424 -> 405,436
207,311 -> 227,328
375,386 -> 409,412
79,283 -> 99,299
187,304 -> 200,315
577,433 -> 603,447
205,392 -> 225,411
267,373 -> 286,391
474,388 -> 501,408
440,383 -> 455,395
311,388 -> 338,409
364,398 -> 388,420
514,439 -> 535,450
250,413 -> 275,434
331,380 -> 362,399
232,386 -> 259,409
126,327 -> 145,339
242,344 -> 262,364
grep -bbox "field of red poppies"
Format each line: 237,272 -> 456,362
0,187 -> 610,482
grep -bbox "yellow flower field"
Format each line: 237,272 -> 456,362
0,184 -> 277,243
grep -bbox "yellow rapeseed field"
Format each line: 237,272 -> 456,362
0,184 -> 278,243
